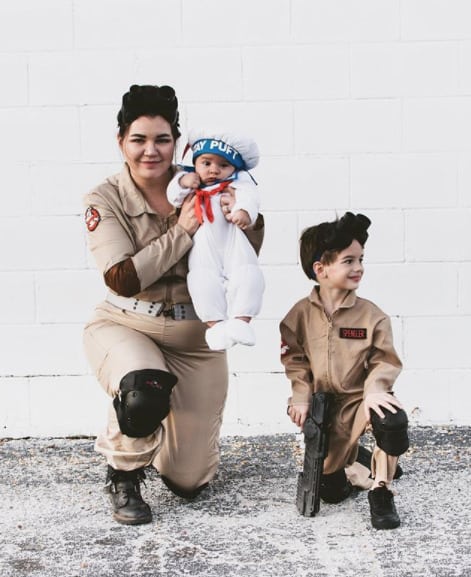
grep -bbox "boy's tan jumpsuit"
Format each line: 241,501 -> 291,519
83,165 -> 263,491
280,287 -> 403,487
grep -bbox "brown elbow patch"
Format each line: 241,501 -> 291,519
104,258 -> 141,297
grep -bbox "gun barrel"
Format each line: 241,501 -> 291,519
295,392 -> 332,517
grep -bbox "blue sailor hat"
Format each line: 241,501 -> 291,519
187,129 -> 259,171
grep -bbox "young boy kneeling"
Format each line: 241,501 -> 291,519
280,212 -> 409,530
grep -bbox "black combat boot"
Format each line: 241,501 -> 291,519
319,469 -> 353,503
368,484 -> 400,529
104,466 -> 152,525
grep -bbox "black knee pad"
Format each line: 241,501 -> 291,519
113,369 -> 177,438
370,407 -> 409,456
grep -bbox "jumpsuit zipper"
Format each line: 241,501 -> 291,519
163,216 -> 171,307
326,313 -> 334,390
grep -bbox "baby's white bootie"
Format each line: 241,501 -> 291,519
226,318 -> 256,346
205,321 -> 234,351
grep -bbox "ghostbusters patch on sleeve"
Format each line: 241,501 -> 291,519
280,340 -> 290,356
339,327 -> 367,339
85,206 -> 101,232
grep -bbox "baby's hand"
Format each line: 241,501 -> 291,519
220,188 -> 236,221
231,209 -> 251,230
179,173 -> 201,189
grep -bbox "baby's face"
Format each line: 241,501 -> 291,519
194,154 -> 235,184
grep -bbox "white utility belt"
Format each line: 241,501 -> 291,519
106,292 -> 199,321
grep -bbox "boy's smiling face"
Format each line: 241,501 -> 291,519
315,239 -> 364,291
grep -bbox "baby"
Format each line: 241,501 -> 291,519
167,129 -> 265,350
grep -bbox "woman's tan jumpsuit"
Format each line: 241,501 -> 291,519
83,165 -> 263,491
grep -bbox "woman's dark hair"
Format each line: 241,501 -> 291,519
300,212 -> 371,280
117,84 -> 181,139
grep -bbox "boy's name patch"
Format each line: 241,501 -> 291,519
339,327 -> 367,339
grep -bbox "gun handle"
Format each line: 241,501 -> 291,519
295,392 -> 333,517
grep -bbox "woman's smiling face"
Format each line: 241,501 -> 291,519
118,115 -> 175,186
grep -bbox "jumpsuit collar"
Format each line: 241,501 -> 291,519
118,164 -> 149,217
308,285 -> 357,311
118,164 -> 177,217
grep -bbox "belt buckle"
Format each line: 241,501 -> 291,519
157,304 -> 189,320
163,307 -> 174,319
158,304 -> 178,320
155,303 -> 168,317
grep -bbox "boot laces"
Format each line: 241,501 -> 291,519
106,467 -> 147,496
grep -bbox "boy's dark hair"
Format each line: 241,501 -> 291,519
117,84 -> 181,139
300,212 -> 371,280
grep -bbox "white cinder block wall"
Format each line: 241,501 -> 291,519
0,0 -> 470,437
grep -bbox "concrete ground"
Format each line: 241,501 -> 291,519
0,427 -> 469,577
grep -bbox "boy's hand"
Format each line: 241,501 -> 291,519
364,392 -> 403,421
288,404 -> 310,429
231,209 -> 251,230
180,173 -> 201,189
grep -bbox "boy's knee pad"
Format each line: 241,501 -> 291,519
370,407 -> 409,456
113,369 -> 177,438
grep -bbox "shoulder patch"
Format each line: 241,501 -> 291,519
85,206 -> 101,232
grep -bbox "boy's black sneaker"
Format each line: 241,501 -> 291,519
368,485 -> 400,529
104,466 -> 152,525
320,469 -> 353,503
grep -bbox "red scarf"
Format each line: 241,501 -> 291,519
194,181 -> 230,224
